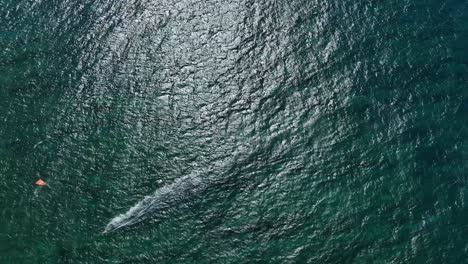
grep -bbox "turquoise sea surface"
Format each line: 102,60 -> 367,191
1,0 -> 468,263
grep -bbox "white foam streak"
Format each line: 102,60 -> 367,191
103,174 -> 203,233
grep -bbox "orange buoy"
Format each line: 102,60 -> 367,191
35,179 -> 46,186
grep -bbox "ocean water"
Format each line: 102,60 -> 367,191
1,0 -> 468,263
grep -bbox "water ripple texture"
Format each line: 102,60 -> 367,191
1,0 -> 468,263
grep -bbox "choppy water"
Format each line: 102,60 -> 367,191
1,0 -> 468,263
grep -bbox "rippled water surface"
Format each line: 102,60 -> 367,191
1,0 -> 468,263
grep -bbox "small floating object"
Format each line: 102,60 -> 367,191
35,179 -> 47,186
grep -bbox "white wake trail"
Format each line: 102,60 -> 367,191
103,174 -> 204,233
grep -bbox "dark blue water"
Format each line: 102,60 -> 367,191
1,0 -> 468,262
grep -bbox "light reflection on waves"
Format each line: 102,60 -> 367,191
104,173 -> 204,233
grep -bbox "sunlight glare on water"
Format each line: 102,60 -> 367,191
1,0 -> 468,262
